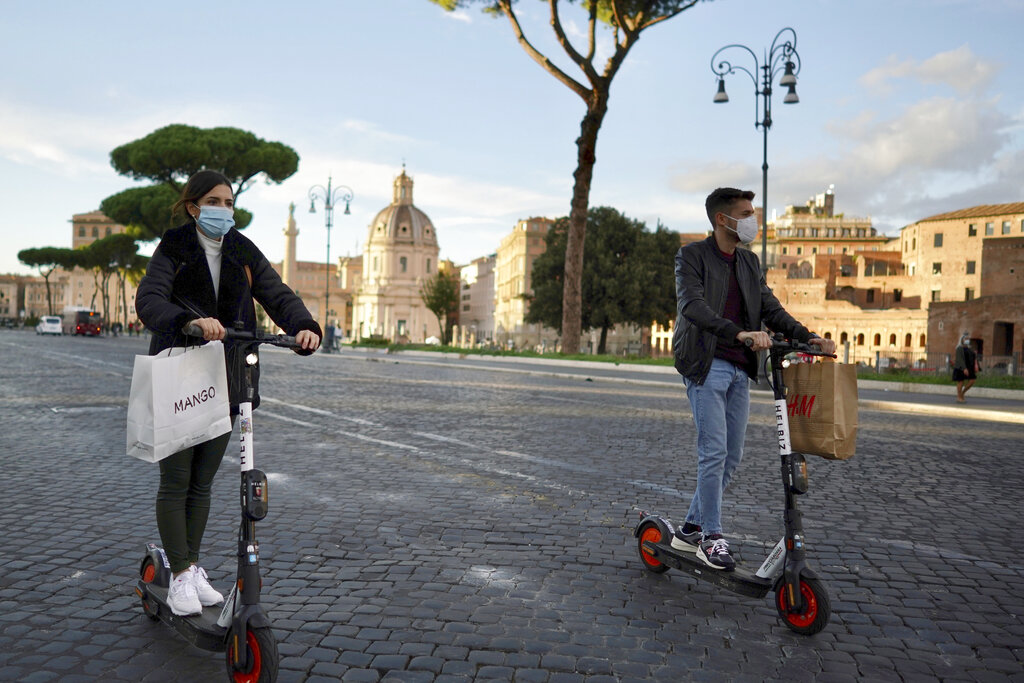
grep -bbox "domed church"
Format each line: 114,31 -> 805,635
352,168 -> 441,343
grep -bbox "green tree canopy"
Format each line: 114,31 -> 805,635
17,246 -> 78,316
101,124 -> 298,240
526,206 -> 677,354
420,269 -> 461,345
430,0 -> 708,353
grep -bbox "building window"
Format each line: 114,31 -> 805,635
985,222 -> 994,235
905,333 -> 912,347
106,227 -> 112,237
827,247 -> 833,255
796,247 -> 802,255
400,256 -> 407,273
782,247 -> 788,255
920,334 -> 926,348
932,262 -> 942,275
840,332 -> 848,344
968,224 -> 977,236
933,233 -> 943,247
78,226 -> 85,237
92,227 -> 99,238
965,287 -> 974,301
426,258 -> 431,274
824,332 -> 832,340
966,260 -> 976,274
373,256 -> 378,272
857,333 -> 865,346
866,289 -> 875,303
1020,219 -> 1024,233
873,333 -> 881,345
812,247 -> 818,254
1002,220 -> 1011,235
931,290 -> 941,302
893,289 -> 902,302
463,305 -> 470,312
889,334 -> 897,345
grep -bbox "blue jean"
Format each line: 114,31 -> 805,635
683,358 -> 750,537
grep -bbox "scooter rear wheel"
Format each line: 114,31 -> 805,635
636,521 -> 670,574
775,576 -> 831,635
226,626 -> 279,683
139,557 -> 160,621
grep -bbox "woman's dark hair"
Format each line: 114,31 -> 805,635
171,170 -> 234,221
705,187 -> 755,228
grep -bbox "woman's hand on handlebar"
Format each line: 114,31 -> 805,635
188,317 -> 225,341
808,336 -> 836,356
737,330 -> 772,351
295,329 -> 320,351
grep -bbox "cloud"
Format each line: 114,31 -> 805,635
860,45 -> 1000,95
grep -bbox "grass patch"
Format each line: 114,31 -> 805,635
348,342 -> 675,366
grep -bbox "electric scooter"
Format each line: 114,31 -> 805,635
634,334 -> 837,635
135,324 -> 304,682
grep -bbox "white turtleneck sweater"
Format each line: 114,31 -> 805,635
196,227 -> 224,299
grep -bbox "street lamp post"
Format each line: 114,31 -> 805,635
711,27 -> 801,272
308,176 -> 353,353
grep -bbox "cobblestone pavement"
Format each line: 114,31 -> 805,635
1,332 -> 1022,682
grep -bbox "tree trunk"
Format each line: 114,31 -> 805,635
561,98 -> 607,354
598,325 -> 609,355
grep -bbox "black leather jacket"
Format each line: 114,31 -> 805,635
136,223 -> 322,411
672,236 -> 814,384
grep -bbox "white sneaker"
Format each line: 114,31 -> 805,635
167,572 -> 202,616
190,565 -> 224,607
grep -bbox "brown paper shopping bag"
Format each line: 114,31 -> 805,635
781,360 -> 859,460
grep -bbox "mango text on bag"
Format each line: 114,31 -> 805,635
173,385 -> 218,414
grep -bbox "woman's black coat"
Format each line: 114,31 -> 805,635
136,223 -> 322,411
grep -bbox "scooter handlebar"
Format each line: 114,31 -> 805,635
183,323 -> 301,350
742,334 -> 836,358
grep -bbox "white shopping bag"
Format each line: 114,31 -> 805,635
126,340 -> 232,462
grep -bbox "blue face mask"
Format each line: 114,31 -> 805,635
194,205 -> 235,238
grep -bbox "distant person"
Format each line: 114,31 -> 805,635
135,170 -> 322,616
953,334 -> 978,403
670,187 -> 835,571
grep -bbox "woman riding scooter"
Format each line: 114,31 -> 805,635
135,170 -> 321,616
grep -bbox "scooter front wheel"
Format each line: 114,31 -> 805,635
226,626 -> 279,683
775,576 -> 831,635
636,520 -> 671,574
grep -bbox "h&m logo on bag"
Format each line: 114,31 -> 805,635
787,394 -> 816,418
174,386 -> 217,414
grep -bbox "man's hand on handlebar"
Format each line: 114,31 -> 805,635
737,330 -> 772,351
188,317 -> 225,341
295,329 -> 320,352
808,336 -> 836,356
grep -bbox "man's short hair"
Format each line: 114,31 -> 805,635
705,187 -> 755,228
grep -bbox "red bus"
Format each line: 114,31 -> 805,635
62,309 -> 103,336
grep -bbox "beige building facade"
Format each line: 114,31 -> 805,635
456,253 -> 496,344
493,217 -> 559,350
352,170 -> 441,343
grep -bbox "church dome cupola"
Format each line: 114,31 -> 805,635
367,167 -> 437,248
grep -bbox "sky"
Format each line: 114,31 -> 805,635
2,0 -> 1023,277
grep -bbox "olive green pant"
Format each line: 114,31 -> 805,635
155,426 -> 234,574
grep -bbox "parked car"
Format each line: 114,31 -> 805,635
35,316 -> 63,335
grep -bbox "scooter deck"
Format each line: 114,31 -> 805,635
642,540 -> 774,599
137,580 -> 229,652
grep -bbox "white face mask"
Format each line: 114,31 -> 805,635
724,214 -> 759,243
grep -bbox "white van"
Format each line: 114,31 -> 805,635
35,316 -> 63,335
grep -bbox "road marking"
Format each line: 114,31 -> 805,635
261,411 -> 420,451
261,397 -> 379,425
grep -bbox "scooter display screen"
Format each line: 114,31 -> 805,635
242,469 -> 269,520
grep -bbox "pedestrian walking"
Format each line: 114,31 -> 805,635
953,333 -> 978,403
135,170 -> 322,617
